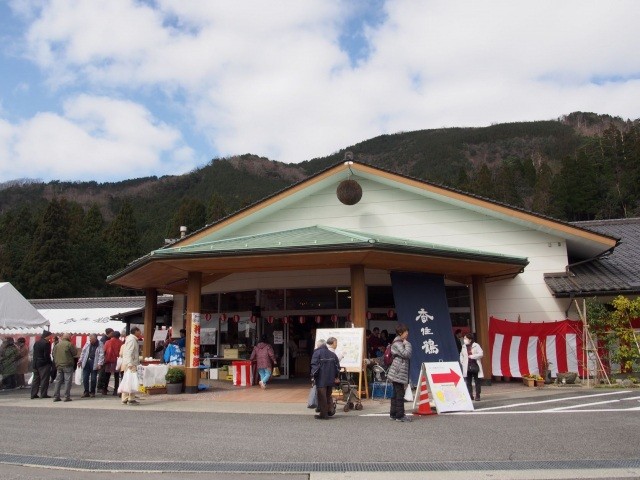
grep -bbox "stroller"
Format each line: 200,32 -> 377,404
335,368 -> 363,412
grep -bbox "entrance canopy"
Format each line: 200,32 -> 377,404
108,225 -> 529,293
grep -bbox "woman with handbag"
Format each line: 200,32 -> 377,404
460,333 -> 484,401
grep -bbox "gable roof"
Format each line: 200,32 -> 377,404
171,161 -> 619,258
544,218 -> 640,298
108,161 -> 618,292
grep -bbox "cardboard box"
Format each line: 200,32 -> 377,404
223,348 -> 238,358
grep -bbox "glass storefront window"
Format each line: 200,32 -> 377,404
446,286 -> 470,308
220,290 -> 256,312
261,289 -> 285,311
286,288 -> 337,310
337,288 -> 351,309
367,285 -> 395,308
201,293 -> 219,313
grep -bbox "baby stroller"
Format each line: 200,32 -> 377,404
335,368 -> 363,412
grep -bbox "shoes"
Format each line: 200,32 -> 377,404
474,396 -> 481,401
53,398 -> 61,402
41,395 -> 51,399
121,402 -> 128,405
30,395 -> 39,399
81,392 -> 90,398
259,380 -> 265,389
327,411 -> 335,417
389,417 -> 397,421
396,416 -> 413,423
100,389 -> 108,395
89,393 -> 95,397
314,415 -> 328,420
127,400 -> 140,405
63,398 -> 72,402
112,392 -> 119,396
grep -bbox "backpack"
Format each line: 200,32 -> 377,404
383,339 -> 401,368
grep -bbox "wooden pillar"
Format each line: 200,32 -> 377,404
350,265 -> 366,328
142,288 -> 157,359
472,276 -> 491,381
185,271 -> 202,394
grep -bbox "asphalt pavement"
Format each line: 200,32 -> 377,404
0,381 -> 639,480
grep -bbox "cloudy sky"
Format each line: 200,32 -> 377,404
1,1 -> 639,183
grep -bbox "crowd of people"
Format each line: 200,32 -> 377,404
0,327 -> 146,406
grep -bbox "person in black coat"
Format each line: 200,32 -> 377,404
31,331 -> 53,399
310,337 -> 340,420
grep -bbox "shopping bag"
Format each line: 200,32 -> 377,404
74,367 -> 82,386
404,384 -> 413,402
271,366 -> 281,377
307,385 -> 318,409
27,373 -> 34,386
115,357 -> 122,371
118,370 -> 139,394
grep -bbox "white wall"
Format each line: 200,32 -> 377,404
216,178 -> 571,322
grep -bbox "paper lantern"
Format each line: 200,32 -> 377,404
315,315 -> 322,324
299,315 -> 306,324
233,314 -> 240,323
387,309 -> 395,319
267,316 -> 275,324
331,314 -> 338,323
219,313 -> 227,322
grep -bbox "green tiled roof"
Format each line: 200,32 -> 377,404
151,225 -> 528,265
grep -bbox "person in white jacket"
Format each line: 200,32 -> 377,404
460,333 -> 484,401
120,327 -> 142,405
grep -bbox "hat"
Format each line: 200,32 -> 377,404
42,330 -> 52,338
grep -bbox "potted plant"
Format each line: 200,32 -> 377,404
522,374 -> 536,387
165,367 -> 185,394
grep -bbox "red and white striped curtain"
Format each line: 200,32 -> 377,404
489,317 -> 585,378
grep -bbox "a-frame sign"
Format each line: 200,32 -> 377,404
413,362 -> 474,414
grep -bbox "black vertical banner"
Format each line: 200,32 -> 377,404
390,271 -> 458,384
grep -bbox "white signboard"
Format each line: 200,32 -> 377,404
273,331 -> 283,345
314,328 -> 364,372
152,329 -> 168,342
419,362 -> 474,413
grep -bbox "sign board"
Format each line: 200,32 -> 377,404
152,329 -> 168,342
314,328 -> 364,372
273,331 -> 283,345
416,362 -> 474,413
200,328 -> 217,345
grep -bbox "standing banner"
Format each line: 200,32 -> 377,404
391,271 -> 459,385
190,313 -> 201,367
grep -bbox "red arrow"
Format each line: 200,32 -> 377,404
431,369 -> 461,386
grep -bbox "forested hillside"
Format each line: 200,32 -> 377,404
1,111 -> 638,299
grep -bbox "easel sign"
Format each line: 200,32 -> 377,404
314,328 -> 364,372
418,362 -> 474,413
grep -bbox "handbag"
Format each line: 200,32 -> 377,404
307,384 -> 318,409
74,366 -> 82,386
115,357 -> 123,371
271,366 -> 281,377
467,360 -> 480,374
118,369 -> 139,394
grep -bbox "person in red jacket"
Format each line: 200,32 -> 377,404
250,335 -> 277,389
101,331 -> 124,396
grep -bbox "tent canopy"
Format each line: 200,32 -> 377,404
0,282 -> 49,331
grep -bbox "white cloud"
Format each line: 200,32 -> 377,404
0,95 -> 193,181
3,0 -> 640,181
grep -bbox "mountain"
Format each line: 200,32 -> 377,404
1,111 -> 638,298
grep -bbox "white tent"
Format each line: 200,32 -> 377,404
0,282 -> 49,333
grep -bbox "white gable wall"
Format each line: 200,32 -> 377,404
221,178 -> 572,322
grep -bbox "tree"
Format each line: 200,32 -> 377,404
207,192 -> 229,223
587,296 -> 640,373
22,198 -> 74,298
74,204 -> 108,296
105,201 -> 142,274
167,198 -> 206,238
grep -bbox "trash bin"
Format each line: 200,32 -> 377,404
232,360 -> 254,386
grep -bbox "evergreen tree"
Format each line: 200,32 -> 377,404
207,192 -> 229,223
0,207 -> 39,292
22,198 -> 74,298
74,204 -> 108,296
105,201 -> 142,275
470,164 -> 497,199
167,198 -> 206,238
531,162 -> 555,216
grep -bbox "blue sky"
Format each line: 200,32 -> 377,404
1,0 -> 639,183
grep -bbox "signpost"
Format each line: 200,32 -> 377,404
413,361 -> 474,414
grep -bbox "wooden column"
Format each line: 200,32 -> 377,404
472,276 -> 491,382
185,271 -> 202,394
142,288 -> 157,359
350,265 -> 366,328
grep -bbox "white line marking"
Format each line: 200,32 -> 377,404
475,390 -> 631,411
544,399 -> 621,411
455,407 -> 640,414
